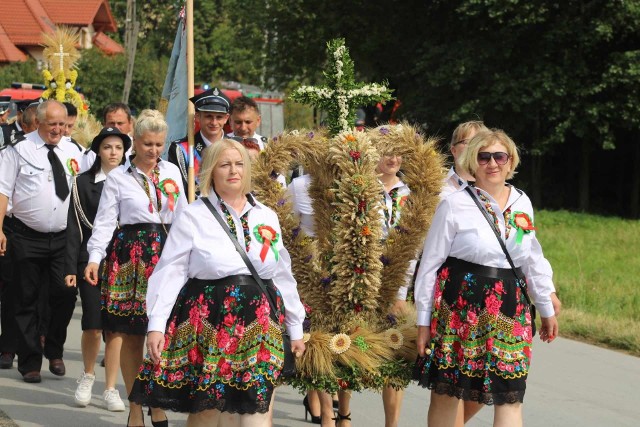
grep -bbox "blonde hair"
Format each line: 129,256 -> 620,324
458,129 -> 520,180
450,120 -> 489,148
199,139 -> 253,197
133,109 -> 167,139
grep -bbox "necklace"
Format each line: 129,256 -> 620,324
131,161 -> 162,214
476,188 -> 512,239
219,199 -> 251,252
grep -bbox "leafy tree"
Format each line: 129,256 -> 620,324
0,59 -> 44,90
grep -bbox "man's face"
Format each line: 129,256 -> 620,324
64,115 -> 77,137
231,108 -> 261,138
105,109 -> 133,135
37,103 -> 67,145
198,111 -> 229,142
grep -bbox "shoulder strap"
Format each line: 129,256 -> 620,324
201,197 -> 279,315
464,186 -> 520,278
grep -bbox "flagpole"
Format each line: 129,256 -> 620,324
186,0 -> 196,202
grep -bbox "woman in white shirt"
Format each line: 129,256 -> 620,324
85,110 -> 186,427
414,129 -> 558,427
129,139 -> 305,426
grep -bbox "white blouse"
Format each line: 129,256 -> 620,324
145,193 -> 306,340
87,158 -> 187,264
414,185 -> 555,326
380,180 -> 414,300
289,174 -> 315,237
440,166 -> 468,199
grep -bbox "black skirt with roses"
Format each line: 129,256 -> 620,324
100,223 -> 169,335
415,257 -> 534,405
129,275 -> 287,414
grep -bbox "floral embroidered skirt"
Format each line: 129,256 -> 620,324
100,223 -> 168,335
129,275 -> 287,414
415,257 -> 534,405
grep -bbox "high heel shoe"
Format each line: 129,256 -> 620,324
302,395 -> 322,424
127,407 -> 145,427
147,407 -> 168,427
332,412 -> 351,426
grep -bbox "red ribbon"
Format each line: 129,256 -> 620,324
260,237 -> 272,262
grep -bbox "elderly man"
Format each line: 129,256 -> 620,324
0,100 -> 85,383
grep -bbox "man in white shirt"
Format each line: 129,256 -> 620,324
0,100 -> 85,383
226,96 -> 268,150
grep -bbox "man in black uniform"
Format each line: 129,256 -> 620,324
167,87 -> 230,191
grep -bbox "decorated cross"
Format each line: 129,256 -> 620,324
52,44 -> 70,71
291,38 -> 394,136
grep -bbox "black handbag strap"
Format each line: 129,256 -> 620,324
464,186 -> 532,305
201,197 -> 280,316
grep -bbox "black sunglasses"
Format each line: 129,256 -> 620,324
477,151 -> 510,165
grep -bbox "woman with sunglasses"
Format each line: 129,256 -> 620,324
414,129 -> 558,427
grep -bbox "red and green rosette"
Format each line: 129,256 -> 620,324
253,224 -> 280,262
66,158 -> 80,176
509,211 -> 537,244
158,178 -> 180,211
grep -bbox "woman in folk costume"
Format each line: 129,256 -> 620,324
85,110 -> 186,427
64,127 -> 129,411
129,139 -> 306,426
250,123 -> 446,427
414,129 -> 558,427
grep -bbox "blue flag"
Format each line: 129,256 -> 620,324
160,8 -> 187,159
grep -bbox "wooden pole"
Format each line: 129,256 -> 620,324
187,0 -> 196,202
122,0 -> 138,104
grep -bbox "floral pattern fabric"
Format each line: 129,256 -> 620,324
130,276 -> 287,414
100,225 -> 167,335
416,260 -> 533,405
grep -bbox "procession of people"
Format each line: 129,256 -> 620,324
0,45 -> 560,427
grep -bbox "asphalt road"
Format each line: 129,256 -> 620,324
0,303 -> 638,426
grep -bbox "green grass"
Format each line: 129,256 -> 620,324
535,210 -> 640,355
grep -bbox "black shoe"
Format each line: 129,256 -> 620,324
0,352 -> 14,369
22,371 -> 42,383
48,358 -> 66,376
100,357 -> 105,367
303,395 -> 321,424
148,407 -> 168,427
332,412 -> 351,426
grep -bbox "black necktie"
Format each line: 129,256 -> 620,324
46,144 -> 70,201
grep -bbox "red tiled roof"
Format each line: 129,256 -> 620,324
40,0 -> 117,33
93,31 -> 124,55
0,0 -> 121,62
0,23 -> 28,62
0,0 -> 55,46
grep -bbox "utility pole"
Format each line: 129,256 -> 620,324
122,0 -> 139,104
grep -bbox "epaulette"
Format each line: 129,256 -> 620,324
69,137 -> 85,152
171,137 -> 187,145
0,133 -> 26,151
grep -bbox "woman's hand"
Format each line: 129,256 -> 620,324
64,275 -> 77,287
146,331 -> 165,365
416,325 -> 432,357
84,262 -> 100,286
539,316 -> 558,343
290,339 -> 305,358
551,292 -> 562,316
